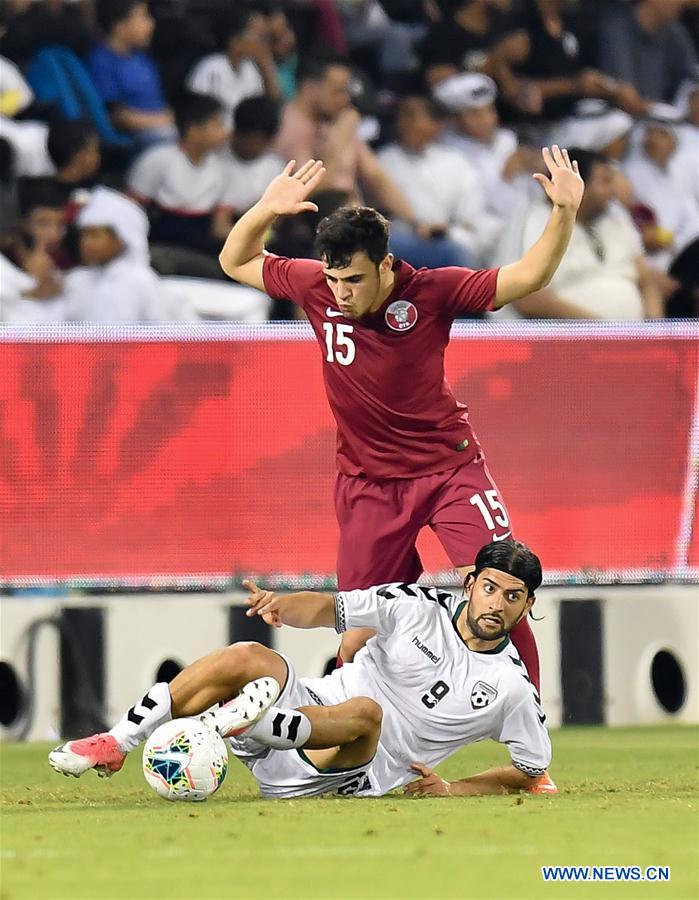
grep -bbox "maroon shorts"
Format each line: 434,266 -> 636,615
334,455 -> 511,590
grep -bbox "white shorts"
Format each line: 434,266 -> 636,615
228,653 -> 379,798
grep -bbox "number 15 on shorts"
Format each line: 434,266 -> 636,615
469,489 -> 510,534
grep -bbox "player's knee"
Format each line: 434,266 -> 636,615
352,696 -> 383,731
221,641 -> 269,680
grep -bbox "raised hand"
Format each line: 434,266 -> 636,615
259,159 -> 326,217
533,146 -> 584,213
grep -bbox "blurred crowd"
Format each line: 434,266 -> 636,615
1,0 -> 697,322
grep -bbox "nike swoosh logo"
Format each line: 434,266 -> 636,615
492,531 -> 512,541
326,307 -> 344,317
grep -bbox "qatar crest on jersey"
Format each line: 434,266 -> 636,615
385,299 -> 418,332
470,681 -> 498,709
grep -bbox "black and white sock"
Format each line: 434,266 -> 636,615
109,682 -> 172,752
246,706 -> 311,750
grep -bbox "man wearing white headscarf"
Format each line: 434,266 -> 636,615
672,73 -> 699,207
555,100 -> 634,159
623,112 -> 699,272
434,73 -> 537,224
62,187 -> 194,321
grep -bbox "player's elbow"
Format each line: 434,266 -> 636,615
495,263 -> 551,308
218,252 -> 237,279
524,264 -> 554,295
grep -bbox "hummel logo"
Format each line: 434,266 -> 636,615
492,531 -> 512,541
326,307 -> 344,317
412,635 -> 441,664
538,713 -> 547,725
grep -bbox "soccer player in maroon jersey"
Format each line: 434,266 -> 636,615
219,148 -> 584,692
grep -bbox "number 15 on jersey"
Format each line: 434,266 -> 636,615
323,322 -> 356,366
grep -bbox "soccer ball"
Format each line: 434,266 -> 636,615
142,718 -> 228,802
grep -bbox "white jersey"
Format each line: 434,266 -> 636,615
237,583 -> 551,798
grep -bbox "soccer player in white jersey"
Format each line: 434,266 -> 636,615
49,541 -> 553,797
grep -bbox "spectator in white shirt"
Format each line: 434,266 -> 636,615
127,92 -> 229,260
377,94 -> 499,266
217,96 -> 284,230
624,116 -> 699,272
492,148 -> 663,319
434,72 -> 538,223
62,187 -> 193,321
672,74 -> 699,207
0,115 -> 53,177
186,9 -> 280,130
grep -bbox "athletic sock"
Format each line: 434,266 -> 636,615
109,682 -> 172,752
510,618 -> 541,693
246,706 -> 311,750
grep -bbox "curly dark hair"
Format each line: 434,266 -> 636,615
315,206 -> 390,270
472,540 -> 543,597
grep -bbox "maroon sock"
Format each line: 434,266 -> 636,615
510,617 -> 540,693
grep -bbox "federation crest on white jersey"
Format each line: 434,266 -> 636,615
471,680 -> 498,709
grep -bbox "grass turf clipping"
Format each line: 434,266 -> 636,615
1,725 -> 697,900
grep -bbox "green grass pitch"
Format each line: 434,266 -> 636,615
1,726 -> 697,900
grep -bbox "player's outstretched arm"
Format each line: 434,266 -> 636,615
405,762 -> 538,797
243,579 -> 336,629
493,145 -> 584,310
218,159 -> 326,291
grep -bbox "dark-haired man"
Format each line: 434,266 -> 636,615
217,149 -> 583,696
50,540 -> 553,797
275,55 -> 416,226
494,148 -> 663,319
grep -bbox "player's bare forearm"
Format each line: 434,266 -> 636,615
278,591 -> 337,629
494,205 -> 576,308
494,146 -> 583,308
449,765 -> 539,795
218,200 -> 275,279
340,627 -> 376,662
513,287 -> 599,319
244,580 -> 336,629
219,160 -> 326,287
406,762 -> 538,797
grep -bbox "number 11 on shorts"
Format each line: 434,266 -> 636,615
469,489 -> 510,532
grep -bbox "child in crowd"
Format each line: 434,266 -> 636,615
7,177 -> 72,270
88,0 -> 176,146
127,91 -> 228,253
63,186 -> 192,320
217,95 -> 284,230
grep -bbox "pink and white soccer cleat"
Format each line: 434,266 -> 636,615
49,733 -> 126,779
529,772 -> 558,794
201,677 -> 280,739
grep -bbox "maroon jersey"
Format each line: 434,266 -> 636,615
262,255 -> 499,480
